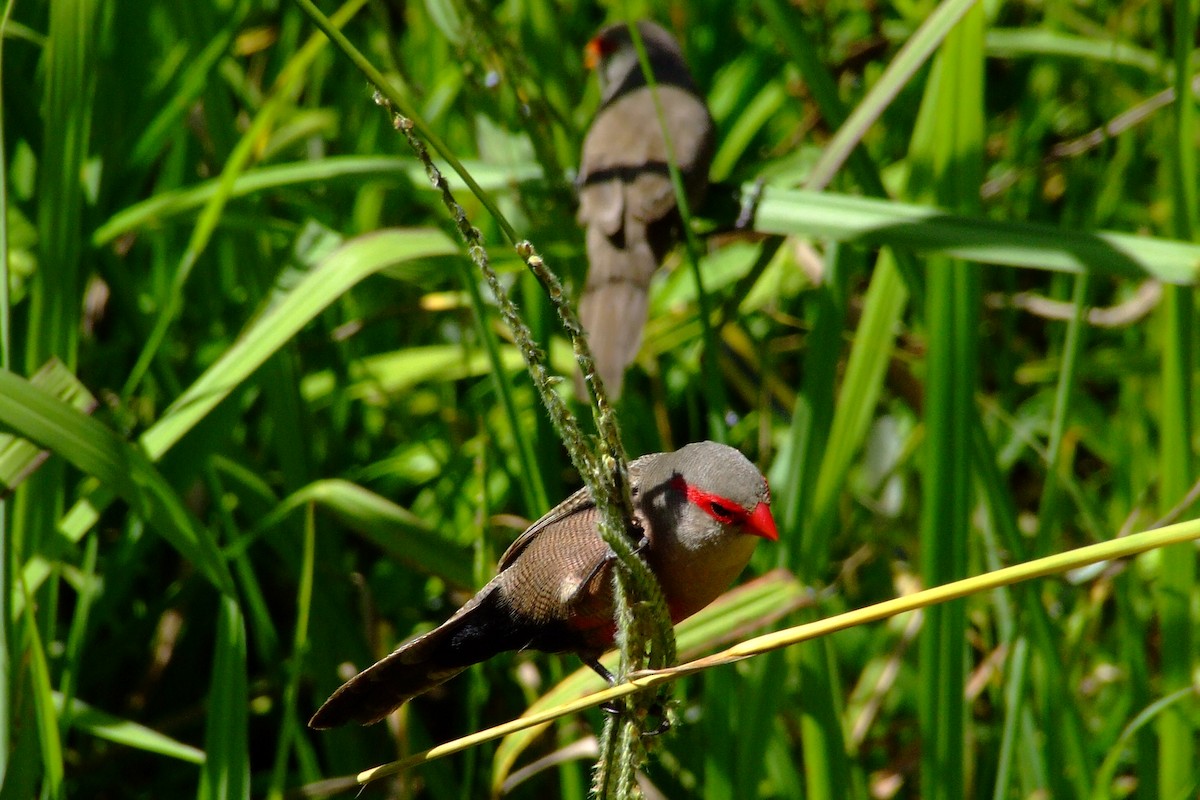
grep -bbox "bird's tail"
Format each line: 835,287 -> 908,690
309,589 -> 510,728
577,225 -> 658,400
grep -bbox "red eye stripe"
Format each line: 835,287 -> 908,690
670,475 -> 746,525
669,475 -> 779,540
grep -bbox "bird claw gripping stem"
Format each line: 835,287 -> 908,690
599,695 -> 673,737
587,658 -> 673,737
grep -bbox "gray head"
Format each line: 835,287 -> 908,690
586,20 -> 698,104
638,441 -> 777,541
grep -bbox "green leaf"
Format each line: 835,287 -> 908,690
49,228 -> 458,559
252,479 -> 475,589
752,186 -> 1200,283
0,370 -> 234,595
51,694 -> 205,765
198,598 -> 249,800
0,358 -> 96,494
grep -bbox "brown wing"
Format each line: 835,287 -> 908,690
496,484 -> 595,571
494,457 -> 654,630
499,455 -> 652,569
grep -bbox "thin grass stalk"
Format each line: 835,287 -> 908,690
760,11 -> 916,793
53,535 -> 97,740
10,7 -> 98,786
1032,274 -> 1090,556
0,0 -> 10,373
27,0 -> 94,370
757,0 -> 876,194
975,410 -> 1091,797
1154,0 -> 1198,793
988,272 -> 1094,796
456,0 -> 574,197
802,0 -> 979,192
777,250 -> 844,548
19,583 -> 62,800
378,102 -> 674,790
807,252 -> 907,569
1093,686 -> 1200,800
1023,275 -> 1094,796
990,635 -> 1029,800
795,644 -> 851,799
290,0 -> 520,244
522,274 -> 566,507
457,258 -> 550,516
919,256 -> 972,799
0,0 -> 13,784
351,517 -> 1200,788
775,245 -> 854,800
1154,293 -> 1196,794
759,0 -> 924,292
266,504 -> 317,800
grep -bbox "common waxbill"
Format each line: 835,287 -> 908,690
309,441 -> 776,728
577,21 -> 715,399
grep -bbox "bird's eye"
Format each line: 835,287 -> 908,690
708,502 -> 736,522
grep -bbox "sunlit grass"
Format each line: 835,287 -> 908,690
1,1 -> 1197,798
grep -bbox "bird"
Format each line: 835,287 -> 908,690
309,441 -> 777,728
576,20 -> 716,399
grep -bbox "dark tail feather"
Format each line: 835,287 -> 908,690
309,589 -> 512,728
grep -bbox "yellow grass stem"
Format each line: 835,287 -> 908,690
351,516 -> 1200,788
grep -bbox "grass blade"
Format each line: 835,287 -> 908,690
909,6 -> 985,797
198,598 -> 249,800
0,370 -> 234,595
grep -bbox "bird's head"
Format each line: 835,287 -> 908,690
643,441 -> 778,545
584,21 -> 694,103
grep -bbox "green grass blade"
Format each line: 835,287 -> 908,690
985,28 -> 1163,75
0,0 -> 12,774
807,251 -> 908,569
54,227 -> 456,551
0,370 -> 234,595
51,694 -> 206,765
27,0 -> 96,368
266,504 -> 316,800
250,478 -> 474,589
0,359 -> 96,493
1093,687 -> 1200,800
752,186 -> 1200,283
198,597 -> 249,800
142,228 -> 456,459
1154,1 -> 1198,794
910,6 -> 985,798
804,0 -> 978,189
92,157 -> 542,247
121,0 -> 370,397
19,583 -> 62,800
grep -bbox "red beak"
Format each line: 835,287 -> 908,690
584,38 -> 602,70
746,501 -> 778,541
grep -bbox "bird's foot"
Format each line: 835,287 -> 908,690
735,178 -> 767,230
599,695 -> 672,737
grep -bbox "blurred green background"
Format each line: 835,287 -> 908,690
1,0 -> 1197,797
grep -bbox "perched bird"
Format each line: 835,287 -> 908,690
309,441 -> 777,728
576,21 -> 715,399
